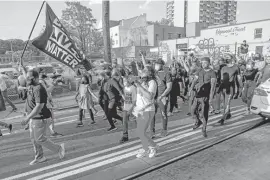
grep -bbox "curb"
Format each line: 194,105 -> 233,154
119,119 -> 267,180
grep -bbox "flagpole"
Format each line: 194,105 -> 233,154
20,1 -> 46,66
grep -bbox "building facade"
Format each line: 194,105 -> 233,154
166,0 -> 237,29
158,19 -> 270,58
110,14 -> 185,48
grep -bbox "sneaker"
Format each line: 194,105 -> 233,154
88,121 -> 96,125
167,112 -> 173,117
186,113 -> 191,116
8,124 -> 12,133
150,132 -> 156,139
76,122 -> 84,127
160,130 -> 168,137
59,143 -> 65,159
148,147 -> 157,158
50,132 -> 63,137
107,127 -> 117,132
136,149 -> 148,158
24,124 -> 29,130
217,119 -> 225,125
29,157 -> 47,165
119,136 -> 129,144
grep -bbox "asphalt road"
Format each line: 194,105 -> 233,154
0,99 -> 264,180
138,118 -> 270,180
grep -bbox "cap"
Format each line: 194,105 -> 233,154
156,58 -> 165,65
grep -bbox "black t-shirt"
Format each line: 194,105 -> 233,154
25,84 -> 51,119
244,69 -> 258,81
156,71 -> 172,97
195,69 -> 216,97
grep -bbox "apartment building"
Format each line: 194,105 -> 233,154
166,0 -> 237,28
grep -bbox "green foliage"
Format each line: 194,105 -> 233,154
61,1 -> 98,54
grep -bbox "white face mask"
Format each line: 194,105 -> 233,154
246,65 -> 252,69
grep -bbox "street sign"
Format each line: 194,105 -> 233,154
176,43 -> 188,49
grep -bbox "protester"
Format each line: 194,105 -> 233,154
190,57 -> 216,137
150,58 -> 172,138
133,69 -> 158,158
0,88 -> 12,137
211,59 -> 225,114
75,74 -> 98,127
39,69 -> 63,137
241,60 -> 260,115
257,55 -> 270,84
218,54 -> 242,125
99,70 -> 124,131
21,69 -> 65,165
168,67 -> 182,116
0,72 -> 17,111
119,74 -> 137,143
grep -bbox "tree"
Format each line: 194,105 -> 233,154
61,1 -> 97,54
147,18 -> 173,26
128,26 -> 148,46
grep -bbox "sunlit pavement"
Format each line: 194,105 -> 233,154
0,100 -> 264,180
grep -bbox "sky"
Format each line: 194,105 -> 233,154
1,1 -> 270,40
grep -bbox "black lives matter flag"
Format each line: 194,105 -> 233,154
32,3 -> 91,71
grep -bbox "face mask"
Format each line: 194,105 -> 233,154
246,65 -> 252,69
27,78 -> 35,86
154,65 -> 160,71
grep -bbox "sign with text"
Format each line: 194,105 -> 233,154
176,43 -> 188,49
32,3 -> 90,71
215,26 -> 246,37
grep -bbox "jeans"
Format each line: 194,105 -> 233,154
169,92 -> 178,113
213,87 -> 221,112
122,110 -> 129,138
137,111 -> 156,151
241,80 -> 256,108
150,98 -> 169,134
30,119 -> 61,160
100,99 -> 122,128
78,108 -> 94,123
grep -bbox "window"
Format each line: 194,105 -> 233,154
115,40 -> 118,45
156,34 -> 159,41
178,34 -> 182,38
254,28 -> 262,39
168,33 -> 173,39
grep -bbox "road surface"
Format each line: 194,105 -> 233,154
0,99 -> 264,180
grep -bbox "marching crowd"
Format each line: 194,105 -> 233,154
1,47 -> 270,165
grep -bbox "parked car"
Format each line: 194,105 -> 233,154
250,79 -> 270,118
0,67 -> 19,79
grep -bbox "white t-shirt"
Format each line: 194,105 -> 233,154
133,80 -> 157,117
123,85 -> 137,111
0,74 -> 7,91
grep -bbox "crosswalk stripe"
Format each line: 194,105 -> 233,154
1,106 -> 252,180
42,114 -> 254,180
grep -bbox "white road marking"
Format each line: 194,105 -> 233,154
2,106 -> 247,180
43,115 -> 251,180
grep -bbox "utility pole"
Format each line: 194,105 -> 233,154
10,40 -> 14,63
102,1 -> 111,63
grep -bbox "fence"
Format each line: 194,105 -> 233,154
5,76 -> 101,110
